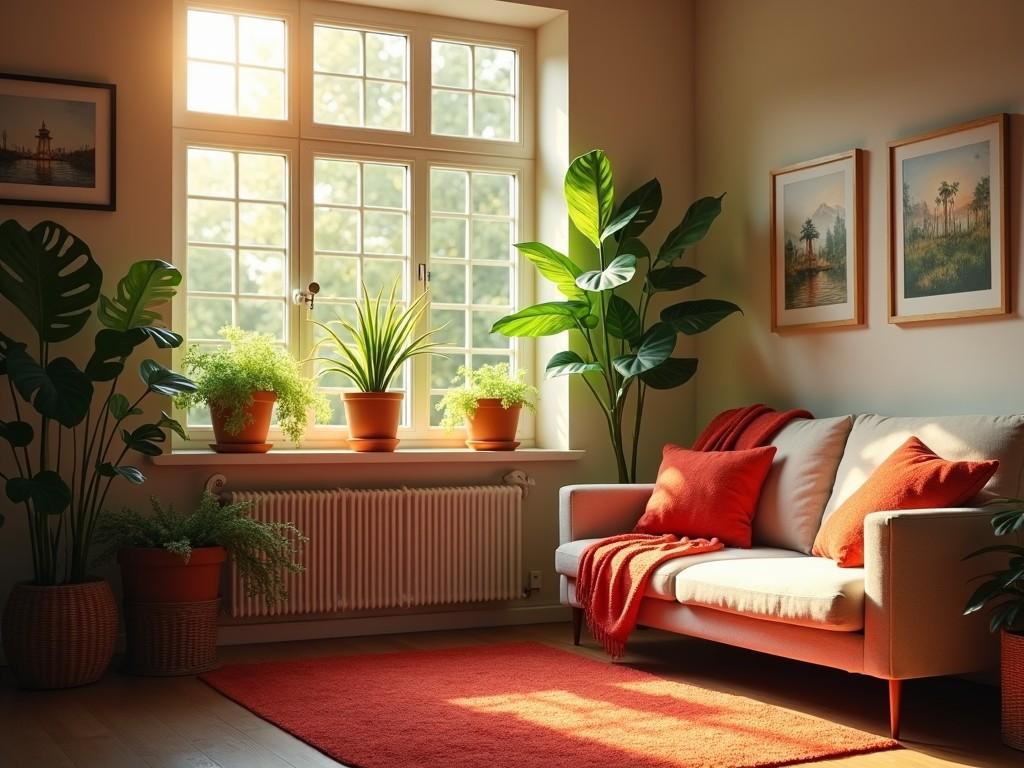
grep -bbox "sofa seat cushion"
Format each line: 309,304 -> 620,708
676,557 -> 865,631
555,539 -> 802,601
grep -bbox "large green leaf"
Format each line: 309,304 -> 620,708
0,332 -> 20,375
620,237 -> 650,260
491,301 -> 591,337
612,322 -> 676,379
661,299 -> 742,335
992,508 -> 1024,536
564,150 -> 614,247
606,295 -> 642,346
158,411 -> 189,441
6,470 -> 71,515
85,326 -> 183,382
576,254 -> 637,293
0,220 -> 102,343
122,423 -> 167,456
600,204 -> 640,242
656,194 -> 725,264
617,178 -> 662,240
515,242 -> 585,300
139,359 -> 198,396
96,462 -> 146,485
640,357 -> 698,389
6,349 -> 93,427
645,266 -> 705,293
98,260 -> 181,332
0,420 -> 33,448
545,351 -> 603,378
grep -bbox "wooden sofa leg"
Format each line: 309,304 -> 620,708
571,607 -> 583,646
888,679 -> 902,740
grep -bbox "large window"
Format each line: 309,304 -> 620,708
174,1 -> 534,445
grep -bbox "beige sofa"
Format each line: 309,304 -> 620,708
556,414 -> 1024,738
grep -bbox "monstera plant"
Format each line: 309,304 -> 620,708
491,150 -> 740,482
0,219 -> 196,689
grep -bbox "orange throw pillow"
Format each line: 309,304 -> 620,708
812,436 -> 998,567
634,444 -> 777,548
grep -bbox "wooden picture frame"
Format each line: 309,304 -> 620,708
888,114 -> 1008,324
0,73 -> 116,210
770,149 -> 864,332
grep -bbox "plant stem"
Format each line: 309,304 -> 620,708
630,382 -> 647,482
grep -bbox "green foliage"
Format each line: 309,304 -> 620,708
964,501 -> 1024,634
309,281 -> 446,393
491,150 -> 740,482
96,492 -> 306,606
435,363 -> 537,432
176,327 -> 329,443
0,219 -> 195,585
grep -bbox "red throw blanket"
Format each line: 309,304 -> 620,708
577,404 -> 812,657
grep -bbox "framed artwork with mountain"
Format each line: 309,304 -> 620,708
770,149 -> 864,331
888,114 -> 1008,323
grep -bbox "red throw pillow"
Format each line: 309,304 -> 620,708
812,436 -> 999,567
634,444 -> 777,548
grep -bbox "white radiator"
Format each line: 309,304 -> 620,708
226,485 -> 524,619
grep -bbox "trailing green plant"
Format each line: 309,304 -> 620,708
436,363 -> 538,432
491,150 -> 741,482
0,219 -> 197,585
175,327 -> 329,443
963,501 -> 1024,633
95,492 -> 306,606
309,281 -> 447,392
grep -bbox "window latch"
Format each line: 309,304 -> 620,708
292,281 -> 320,312
417,263 -> 430,283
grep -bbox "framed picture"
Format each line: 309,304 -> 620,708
770,149 -> 864,331
0,73 -> 115,210
888,114 -> 1008,324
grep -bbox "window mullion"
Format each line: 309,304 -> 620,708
409,157 -> 431,436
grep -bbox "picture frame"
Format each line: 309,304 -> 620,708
888,114 -> 1008,324
0,73 -> 116,210
770,149 -> 864,332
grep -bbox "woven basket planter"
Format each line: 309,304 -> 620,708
1,579 -> 117,689
124,599 -> 221,676
1003,630 -> 1024,751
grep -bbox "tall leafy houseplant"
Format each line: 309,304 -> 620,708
491,151 -> 740,482
0,220 -> 195,585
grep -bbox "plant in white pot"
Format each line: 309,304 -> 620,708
436,363 -> 537,450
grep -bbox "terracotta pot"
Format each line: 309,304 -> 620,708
343,392 -> 403,451
466,399 -> 522,450
1,579 -> 117,689
118,546 -> 227,603
210,391 -> 276,450
1003,629 -> 1024,750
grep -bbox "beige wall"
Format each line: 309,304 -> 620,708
0,0 -> 697,634
693,0 -> 1024,424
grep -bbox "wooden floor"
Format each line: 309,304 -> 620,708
0,622 -> 1018,768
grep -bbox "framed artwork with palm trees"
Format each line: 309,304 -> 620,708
770,149 -> 864,331
888,114 -> 1008,324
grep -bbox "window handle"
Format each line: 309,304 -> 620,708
293,281 -> 320,311
417,264 -> 430,283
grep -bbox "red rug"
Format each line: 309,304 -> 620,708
200,642 -> 898,768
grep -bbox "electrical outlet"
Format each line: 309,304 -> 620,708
529,570 -> 542,590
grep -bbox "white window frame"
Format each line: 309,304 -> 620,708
172,0 -> 536,449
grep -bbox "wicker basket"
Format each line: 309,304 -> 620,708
1003,630 -> 1024,751
124,599 -> 221,676
1,579 -> 117,689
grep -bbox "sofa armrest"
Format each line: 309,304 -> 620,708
559,484 -> 654,544
863,507 -> 1004,679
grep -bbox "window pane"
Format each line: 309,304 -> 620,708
365,81 -> 406,131
188,247 -> 233,293
430,308 -> 466,347
314,208 -> 360,252
187,148 -> 235,198
239,250 -> 285,295
187,10 -> 235,62
472,173 -> 512,216
431,262 -> 466,304
239,67 -> 285,119
363,210 -> 405,255
365,32 -> 406,80
432,90 -> 470,137
314,26 -> 363,75
362,259 -> 404,297
431,170 -> 468,213
313,74 -> 361,126
472,309 -> 509,348
429,393 -> 446,427
474,46 -> 515,94
471,220 -> 511,261
431,354 -> 463,389
315,255 -> 359,299
431,218 -> 466,260
188,198 -> 235,244
239,202 -> 286,247
472,265 -> 511,305
472,352 -> 510,370
432,41 -> 471,88
238,299 -> 285,339
238,16 -> 284,68
474,93 -> 513,140
314,158 -> 360,206
238,153 -> 286,201
363,163 -> 405,209
188,296 -> 233,339
187,61 -> 235,114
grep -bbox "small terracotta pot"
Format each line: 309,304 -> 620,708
1002,629 -> 1024,750
118,546 -> 227,603
344,392 -> 403,451
210,391 -> 276,450
466,399 -> 522,449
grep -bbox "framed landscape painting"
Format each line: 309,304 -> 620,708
889,114 -> 1007,324
770,149 -> 864,331
0,74 -> 115,210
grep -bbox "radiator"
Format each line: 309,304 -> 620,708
226,485 -> 524,619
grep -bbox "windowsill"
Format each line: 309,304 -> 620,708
149,448 -> 584,466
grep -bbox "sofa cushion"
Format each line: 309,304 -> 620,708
754,416 -> 853,554
556,539 -> 801,601
821,414 -> 1024,525
676,557 -> 865,631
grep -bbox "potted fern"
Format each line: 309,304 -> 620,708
436,363 -> 537,450
175,327 -> 329,452
310,281 -> 446,451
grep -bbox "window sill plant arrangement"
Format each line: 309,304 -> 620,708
963,502 -> 1024,750
96,491 -> 306,675
175,326 -> 329,453
436,363 -> 537,450
490,149 -> 740,482
0,219 -> 196,689
310,281 -> 445,452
